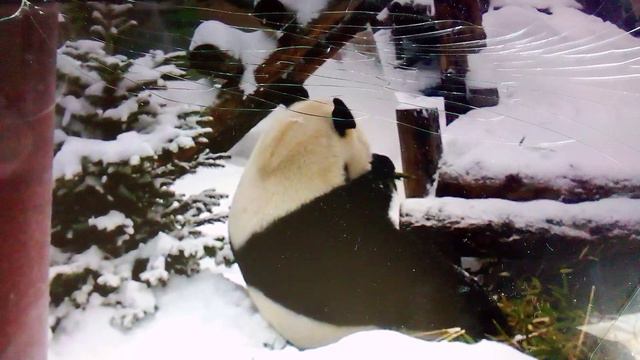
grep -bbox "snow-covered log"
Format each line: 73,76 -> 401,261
400,197 -> 640,258
203,0 -> 380,153
436,172 -> 640,203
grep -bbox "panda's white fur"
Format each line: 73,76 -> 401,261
246,286 -> 374,348
229,99 -> 371,251
228,99 -> 373,348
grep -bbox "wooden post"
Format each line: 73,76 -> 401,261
396,108 -> 442,198
0,3 -> 58,359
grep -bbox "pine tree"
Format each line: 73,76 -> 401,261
51,3 -> 231,332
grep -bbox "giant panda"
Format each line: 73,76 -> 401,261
228,98 -> 509,349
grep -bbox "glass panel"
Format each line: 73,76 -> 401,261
1,1 -> 639,359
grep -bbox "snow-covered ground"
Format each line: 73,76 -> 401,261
49,270 -> 284,360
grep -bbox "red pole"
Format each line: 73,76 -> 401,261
0,2 -> 58,359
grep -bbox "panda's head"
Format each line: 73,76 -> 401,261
229,98 -> 372,249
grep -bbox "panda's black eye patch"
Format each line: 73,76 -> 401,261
332,98 -> 357,137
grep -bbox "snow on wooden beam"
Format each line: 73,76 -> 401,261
436,172 -> 640,204
400,197 -> 640,258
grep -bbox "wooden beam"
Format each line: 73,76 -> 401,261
400,197 -> 640,258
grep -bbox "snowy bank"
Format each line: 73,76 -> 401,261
257,330 -> 534,360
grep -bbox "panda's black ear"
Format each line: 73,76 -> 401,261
332,98 -> 356,137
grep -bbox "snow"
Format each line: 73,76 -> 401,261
119,51 -> 185,93
190,20 -> 277,94
135,232 -> 222,262
279,0 -> 329,25
64,39 -> 106,55
50,270 -> 533,360
256,330 -> 534,359
490,0 -> 582,10
402,197 -> 640,237
97,273 -> 122,288
139,256 -> 169,286
53,83 -> 214,179
49,272 -> 285,360
50,246 -> 105,281
172,159 -> 246,210
442,5 -> 640,184
395,92 -> 447,134
57,53 -> 99,85
102,97 -> 139,122
58,95 -> 95,126
85,81 -> 105,96
54,129 -> 68,146
110,280 -> 157,329
53,126 -> 195,179
88,210 -> 133,233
